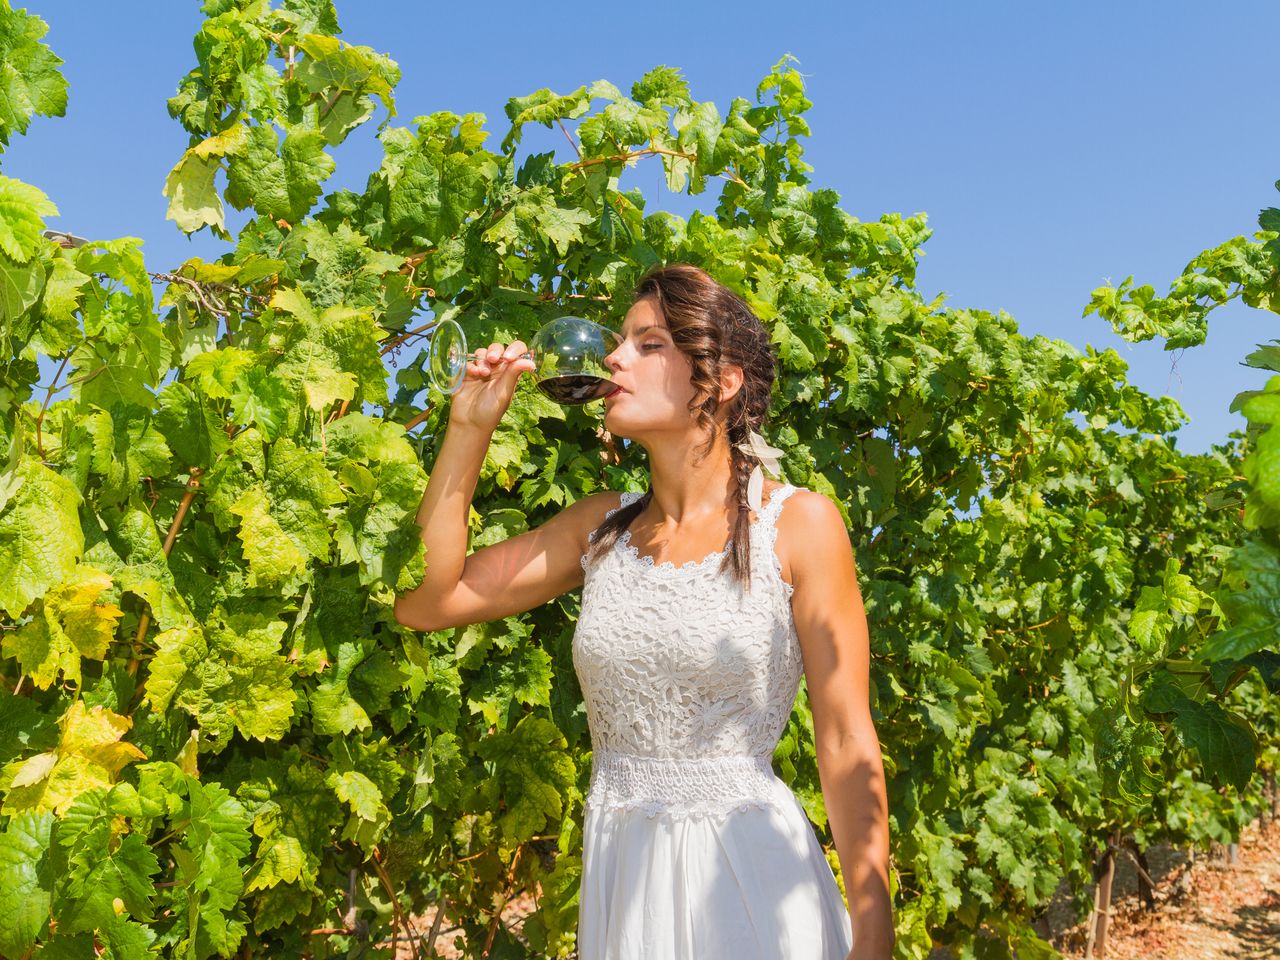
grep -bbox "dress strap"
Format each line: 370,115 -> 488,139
756,483 -> 797,528
582,490 -> 645,571
615,489 -> 645,513
754,484 -> 798,600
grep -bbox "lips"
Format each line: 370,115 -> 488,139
605,385 -> 625,400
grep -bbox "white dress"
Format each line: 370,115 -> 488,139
573,483 -> 854,960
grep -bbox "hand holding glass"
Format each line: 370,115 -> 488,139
428,315 -> 623,405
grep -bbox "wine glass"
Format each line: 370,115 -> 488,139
428,314 -> 623,405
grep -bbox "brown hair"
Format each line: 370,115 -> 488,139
583,263 -> 778,590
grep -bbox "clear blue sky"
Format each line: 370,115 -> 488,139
10,1 -> 1280,455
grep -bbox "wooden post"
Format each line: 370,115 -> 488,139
1085,830 -> 1120,959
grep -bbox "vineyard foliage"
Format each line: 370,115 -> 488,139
1086,193 -> 1280,814
0,1 -> 1275,958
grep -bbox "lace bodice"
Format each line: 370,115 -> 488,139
573,485 -> 804,817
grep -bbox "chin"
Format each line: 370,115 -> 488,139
602,411 -> 632,439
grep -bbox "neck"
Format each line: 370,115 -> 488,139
635,427 -> 739,526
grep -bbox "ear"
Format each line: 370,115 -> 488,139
717,361 -> 745,409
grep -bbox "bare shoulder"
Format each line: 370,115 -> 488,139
774,487 -> 853,587
562,489 -> 631,551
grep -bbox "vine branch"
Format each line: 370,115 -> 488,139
372,846 -> 419,958
127,467 -> 204,682
557,119 -> 582,160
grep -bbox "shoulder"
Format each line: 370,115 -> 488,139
773,486 -> 853,585
562,489 -> 636,549
777,486 -> 844,527
565,489 -> 631,524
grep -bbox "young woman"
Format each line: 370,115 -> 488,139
395,264 -> 894,960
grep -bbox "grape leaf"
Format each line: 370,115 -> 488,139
0,810 -> 53,956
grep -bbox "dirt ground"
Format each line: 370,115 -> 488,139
1053,815 -> 1280,960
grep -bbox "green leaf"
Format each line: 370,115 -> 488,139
229,366 -> 291,442
1198,540 -> 1280,662
0,460 -> 83,619
156,380 -> 232,470
326,769 -> 382,821
62,832 -> 160,929
70,311 -> 173,411
0,810 -> 54,956
387,146 -> 491,243
225,124 -> 335,224
186,345 -> 256,400
261,437 -> 345,562
475,715 -> 575,843
501,84 -> 590,151
294,32 -> 398,130
1170,698 -> 1257,791
631,65 -> 690,107
146,615 -> 297,752
0,252 -> 44,321
309,640 -> 372,735
0,174 -> 57,262
537,201 -> 593,257
230,484 -> 309,585
145,625 -> 207,714
1091,703 -> 1165,804
0,2 -> 68,153
469,641 -> 553,726
171,777 -> 252,956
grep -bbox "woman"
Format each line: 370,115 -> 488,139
394,264 -> 894,959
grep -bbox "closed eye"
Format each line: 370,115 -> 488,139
641,342 -> 663,351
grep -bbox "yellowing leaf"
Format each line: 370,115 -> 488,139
303,367 -> 357,411
1,565 -> 122,689
52,567 -> 122,658
162,124 -> 248,235
4,702 -> 145,815
9,752 -> 56,789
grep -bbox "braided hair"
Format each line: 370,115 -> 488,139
583,263 -> 777,591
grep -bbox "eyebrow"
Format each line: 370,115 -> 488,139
621,323 -> 668,338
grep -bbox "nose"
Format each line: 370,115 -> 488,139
604,343 -> 623,373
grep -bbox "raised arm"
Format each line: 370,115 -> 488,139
393,337 -> 622,632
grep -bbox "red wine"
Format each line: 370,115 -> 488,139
537,373 -> 617,405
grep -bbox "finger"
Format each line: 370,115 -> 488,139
486,342 -> 504,363
503,341 -> 528,362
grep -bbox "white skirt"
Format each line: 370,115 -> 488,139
577,786 -> 854,960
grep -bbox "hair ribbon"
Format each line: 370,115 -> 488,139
735,428 -> 784,513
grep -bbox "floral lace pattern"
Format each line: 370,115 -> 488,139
574,485 -> 802,818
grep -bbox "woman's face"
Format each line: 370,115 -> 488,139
600,296 -> 698,440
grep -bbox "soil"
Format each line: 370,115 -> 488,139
1052,815 -> 1280,960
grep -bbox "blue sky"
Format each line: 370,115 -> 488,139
10,1 -> 1280,455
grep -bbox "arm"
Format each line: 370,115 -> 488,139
784,491 -> 894,960
394,433 -> 620,631
393,338 -> 622,632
